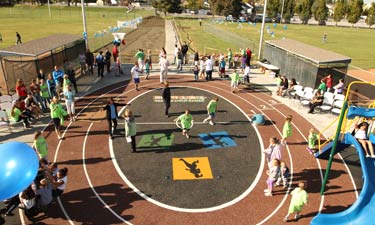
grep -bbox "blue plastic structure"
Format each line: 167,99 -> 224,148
252,114 -> 265,125
311,133 -> 375,225
347,106 -> 375,119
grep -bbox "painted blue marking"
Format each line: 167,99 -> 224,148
198,131 -> 237,149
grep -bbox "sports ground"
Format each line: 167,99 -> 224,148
0,15 -> 369,225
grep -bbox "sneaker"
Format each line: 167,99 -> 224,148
306,147 -> 313,154
202,118 -> 208,123
295,214 -> 302,220
366,154 -> 370,158
275,183 -> 281,187
371,155 -> 375,158
185,134 -> 190,139
264,192 -> 272,196
209,121 -> 214,126
283,217 -> 289,222
264,189 -> 270,193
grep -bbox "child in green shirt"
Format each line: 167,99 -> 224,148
174,109 -> 194,138
33,131 -> 48,160
230,70 -> 240,93
307,128 -> 318,154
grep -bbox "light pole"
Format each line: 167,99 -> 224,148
81,0 -> 89,49
280,0 -> 285,23
47,0 -> 51,18
258,0 -> 268,60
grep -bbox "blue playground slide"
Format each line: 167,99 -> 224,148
314,140 -> 350,159
311,132 -> 375,225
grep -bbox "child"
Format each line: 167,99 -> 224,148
275,161 -> 290,188
199,57 -> 206,80
243,62 -> 250,85
275,74 -> 282,94
230,70 -> 240,93
284,181 -> 308,222
203,96 -> 219,126
282,115 -> 293,144
131,61 -> 141,91
218,58 -> 226,78
264,159 -> 280,197
174,109 -> 194,139
192,62 -> 199,81
354,121 -> 375,158
33,131 -> 48,160
306,128 -> 318,154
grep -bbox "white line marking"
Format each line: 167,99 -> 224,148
83,123 -> 133,225
112,85 -> 266,213
123,121 -> 250,125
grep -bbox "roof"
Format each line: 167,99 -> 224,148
0,34 -> 83,57
265,39 -> 351,65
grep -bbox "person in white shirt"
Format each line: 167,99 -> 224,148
354,122 -> 375,158
243,62 -> 250,84
131,61 -> 141,91
173,44 -> 178,65
159,55 -> 170,84
205,56 -> 213,81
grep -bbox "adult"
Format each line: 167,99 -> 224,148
135,49 -> 145,71
173,44 -> 178,64
308,91 -> 323,114
104,49 -> 112,73
243,62 -> 250,84
30,78 -> 46,112
286,78 -> 298,98
124,109 -> 137,153
227,48 -> 233,69
181,41 -> 189,64
205,55 -> 213,81
46,73 -> 56,98
16,32 -> 22,45
317,79 -> 327,93
146,49 -> 152,70
78,51 -> 86,76
52,65 -> 64,94
333,79 -> 344,94
176,48 -> 183,71
159,47 -> 167,59
278,76 -> 289,96
102,97 -> 127,139
193,50 -> 199,66
263,137 -> 283,168
95,51 -> 105,77
50,96 -> 66,140
322,74 -> 333,92
159,55 -> 169,84
85,49 -> 95,75
25,93 -> 43,119
15,78 -> 27,100
131,61 -> 141,91
162,83 -> 171,117
64,85 -> 76,122
203,96 -> 219,125
65,62 -> 78,93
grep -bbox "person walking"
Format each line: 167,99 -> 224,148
159,55 -> 169,84
104,49 -> 112,73
52,65 -> 64,95
203,96 -> 219,125
230,70 -> 240,93
162,83 -> 171,117
50,96 -> 66,140
181,41 -> 189,64
124,109 -> 137,153
205,56 -> 213,81
102,97 -> 127,139
135,49 -> 145,71
281,115 -> 293,144
16,32 -> 22,45
131,61 -> 141,91
284,182 -> 309,222
78,51 -> 86,76
33,131 -> 48,160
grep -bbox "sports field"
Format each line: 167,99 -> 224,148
0,5 -> 154,50
175,18 -> 375,69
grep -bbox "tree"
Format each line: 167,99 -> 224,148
152,0 -> 183,15
267,0 -> 281,18
312,0 -> 328,25
210,0 -> 242,17
366,2 -> 375,27
282,0 -> 295,22
347,0 -> 363,26
296,0 -> 314,24
333,0 -> 347,26
185,0 -> 204,10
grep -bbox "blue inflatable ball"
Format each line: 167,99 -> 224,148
283,25 -> 287,30
252,114 -> 265,125
0,142 -> 39,201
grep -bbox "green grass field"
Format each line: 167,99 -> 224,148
0,5 -> 154,51
176,18 -> 375,69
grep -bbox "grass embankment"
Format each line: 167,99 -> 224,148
175,18 -> 375,69
0,5 -> 154,51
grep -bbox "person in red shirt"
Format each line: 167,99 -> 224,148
112,45 -> 119,62
15,79 -> 27,100
323,75 -> 333,92
246,48 -> 252,65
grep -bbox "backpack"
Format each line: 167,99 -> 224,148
96,55 -> 104,64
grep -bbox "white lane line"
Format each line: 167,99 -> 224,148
82,123 -> 133,225
112,86 -> 266,213
117,121 -> 250,125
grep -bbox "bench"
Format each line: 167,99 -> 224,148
256,61 -> 280,74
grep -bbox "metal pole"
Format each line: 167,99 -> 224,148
257,0 -> 268,60
81,0 -> 89,49
280,0 -> 285,23
47,0 -> 51,18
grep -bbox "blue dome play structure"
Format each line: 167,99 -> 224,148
252,114 -> 265,125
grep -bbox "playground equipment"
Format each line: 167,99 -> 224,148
311,81 -> 375,225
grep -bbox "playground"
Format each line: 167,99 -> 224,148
0,12 -> 375,225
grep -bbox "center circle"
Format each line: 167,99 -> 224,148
112,87 -> 262,210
